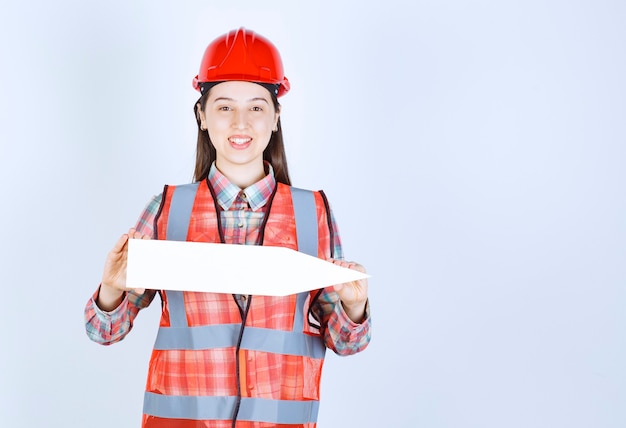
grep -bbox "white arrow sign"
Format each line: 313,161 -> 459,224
127,239 -> 370,296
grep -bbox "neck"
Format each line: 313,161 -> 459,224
215,161 -> 266,188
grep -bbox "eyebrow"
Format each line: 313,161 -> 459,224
212,97 -> 270,104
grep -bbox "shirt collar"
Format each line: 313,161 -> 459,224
207,162 -> 276,211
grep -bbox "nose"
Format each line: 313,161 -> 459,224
233,109 -> 249,129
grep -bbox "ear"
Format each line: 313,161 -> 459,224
196,102 -> 207,130
273,105 -> 281,131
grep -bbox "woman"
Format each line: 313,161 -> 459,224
85,27 -> 371,428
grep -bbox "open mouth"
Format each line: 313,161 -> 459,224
229,137 -> 252,145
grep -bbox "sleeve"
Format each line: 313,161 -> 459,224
84,194 -> 163,345
316,289 -> 372,356
84,288 -> 157,345
312,200 -> 372,356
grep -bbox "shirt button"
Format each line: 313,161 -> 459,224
238,222 -> 244,228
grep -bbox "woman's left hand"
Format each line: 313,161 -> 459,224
330,260 -> 369,323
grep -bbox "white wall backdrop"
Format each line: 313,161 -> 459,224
1,1 -> 625,427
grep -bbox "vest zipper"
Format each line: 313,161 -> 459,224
231,294 -> 252,428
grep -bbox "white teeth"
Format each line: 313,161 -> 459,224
230,138 -> 251,145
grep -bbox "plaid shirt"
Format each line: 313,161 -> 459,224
85,163 -> 371,357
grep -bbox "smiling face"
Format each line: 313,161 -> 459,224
198,81 -> 281,187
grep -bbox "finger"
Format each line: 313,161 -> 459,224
330,259 -> 366,274
128,228 -> 143,240
110,233 -> 130,253
349,263 -> 366,274
329,259 -> 348,268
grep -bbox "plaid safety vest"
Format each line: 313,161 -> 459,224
142,180 -> 333,428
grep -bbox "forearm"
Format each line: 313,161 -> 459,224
96,283 -> 126,312
315,289 -> 371,356
342,299 -> 368,324
85,194 -> 161,343
84,286 -> 156,345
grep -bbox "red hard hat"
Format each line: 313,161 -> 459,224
192,27 -> 290,97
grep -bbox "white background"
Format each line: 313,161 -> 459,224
1,1 -> 625,427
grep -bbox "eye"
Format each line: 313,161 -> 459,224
218,106 -> 232,111
251,106 -> 263,112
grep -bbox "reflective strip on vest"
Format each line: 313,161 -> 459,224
290,186 -> 318,258
167,182 -> 200,241
154,324 -> 325,358
290,187 -> 317,343
144,392 -> 319,423
165,182 -> 200,328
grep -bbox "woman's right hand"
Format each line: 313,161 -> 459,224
97,228 -> 149,311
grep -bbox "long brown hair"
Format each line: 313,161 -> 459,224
192,88 -> 291,185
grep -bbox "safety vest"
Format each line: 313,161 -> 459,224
142,180 -> 333,428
